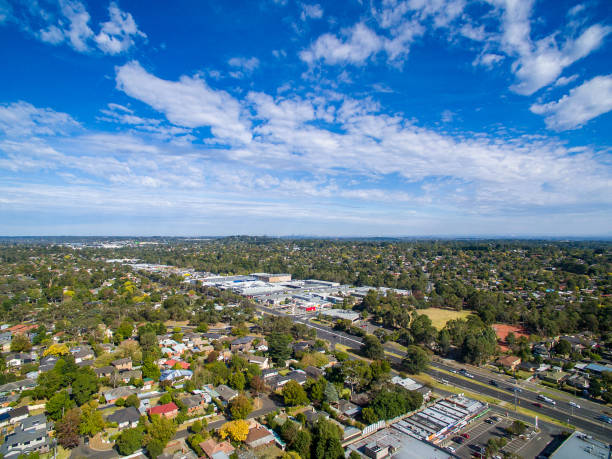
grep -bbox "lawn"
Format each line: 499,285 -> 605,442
418,308 -> 473,329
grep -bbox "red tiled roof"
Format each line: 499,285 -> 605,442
148,402 -> 178,415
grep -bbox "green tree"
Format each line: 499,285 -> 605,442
72,367 -> 100,406
361,335 -> 384,360
268,332 -> 293,364
125,393 -> 140,408
283,380 -> 309,406
79,402 -> 105,436
229,394 -> 253,420
293,430 -> 311,459
229,371 -> 246,391
555,339 -> 572,356
311,418 -> 343,459
10,333 -> 32,352
116,428 -> 144,455
401,346 -> 429,374
46,390 -> 75,421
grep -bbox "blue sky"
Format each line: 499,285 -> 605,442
0,0 -> 611,237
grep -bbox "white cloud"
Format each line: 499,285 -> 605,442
554,74 -> 578,87
490,0 -> 611,95
5,0 -> 144,54
94,1 -> 146,55
473,52 -> 504,68
300,3 -> 323,21
58,0 -> 94,52
530,74 -> 612,130
115,61 -> 252,144
0,101 -> 79,137
227,57 -> 260,78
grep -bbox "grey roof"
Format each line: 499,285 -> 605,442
95,365 -> 115,375
20,414 -> 47,431
181,394 -> 205,409
9,406 -> 29,419
0,428 -> 49,456
215,384 -> 238,401
107,406 -> 141,425
104,386 -> 137,401
0,379 -> 36,393
231,336 -> 254,345
112,357 -> 132,366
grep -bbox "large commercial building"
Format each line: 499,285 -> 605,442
549,431 -> 611,459
396,395 -> 487,443
251,273 -> 292,283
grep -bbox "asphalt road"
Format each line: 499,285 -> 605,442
256,304 -> 612,442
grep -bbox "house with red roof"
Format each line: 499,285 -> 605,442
147,402 -> 178,419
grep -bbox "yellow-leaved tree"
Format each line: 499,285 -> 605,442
218,420 -> 249,442
43,343 -> 69,357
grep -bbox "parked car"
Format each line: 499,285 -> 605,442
462,433 -> 471,439
446,446 -> 456,453
485,418 -> 494,424
453,436 -> 465,444
490,416 -> 501,422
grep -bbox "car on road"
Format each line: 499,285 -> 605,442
512,387 -> 522,393
461,433 -> 470,439
533,402 -> 543,408
569,401 -> 580,408
489,379 -> 499,387
598,415 -> 612,424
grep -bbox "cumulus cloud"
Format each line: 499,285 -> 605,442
300,3 -> 323,21
489,0 -> 611,95
115,61 -> 252,144
2,0 -> 145,54
300,23 -> 387,65
227,56 -> 260,78
530,74 -> 612,130
94,2 -> 147,55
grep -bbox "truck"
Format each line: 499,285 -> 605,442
537,394 -> 556,405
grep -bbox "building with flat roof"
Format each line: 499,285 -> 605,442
397,395 -> 487,443
320,309 -> 360,323
549,431 -> 611,459
347,424 -> 454,459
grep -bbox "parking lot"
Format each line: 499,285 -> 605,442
440,413 -> 553,458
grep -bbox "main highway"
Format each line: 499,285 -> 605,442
256,304 -> 612,442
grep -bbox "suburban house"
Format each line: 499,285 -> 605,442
70,345 -> 94,363
0,426 -> 50,458
104,386 -> 137,404
94,366 -> 115,378
247,355 -> 269,369
245,423 -> 276,449
215,385 -> 239,403
118,369 -> 142,383
107,406 -> 141,428
230,336 -> 254,352
9,406 -> 29,424
498,355 -> 522,371
181,395 -> 207,414
111,358 -> 132,371
199,438 -> 235,459
148,402 -> 179,419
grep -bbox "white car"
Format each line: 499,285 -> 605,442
569,401 -> 581,409
446,446 -> 456,453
